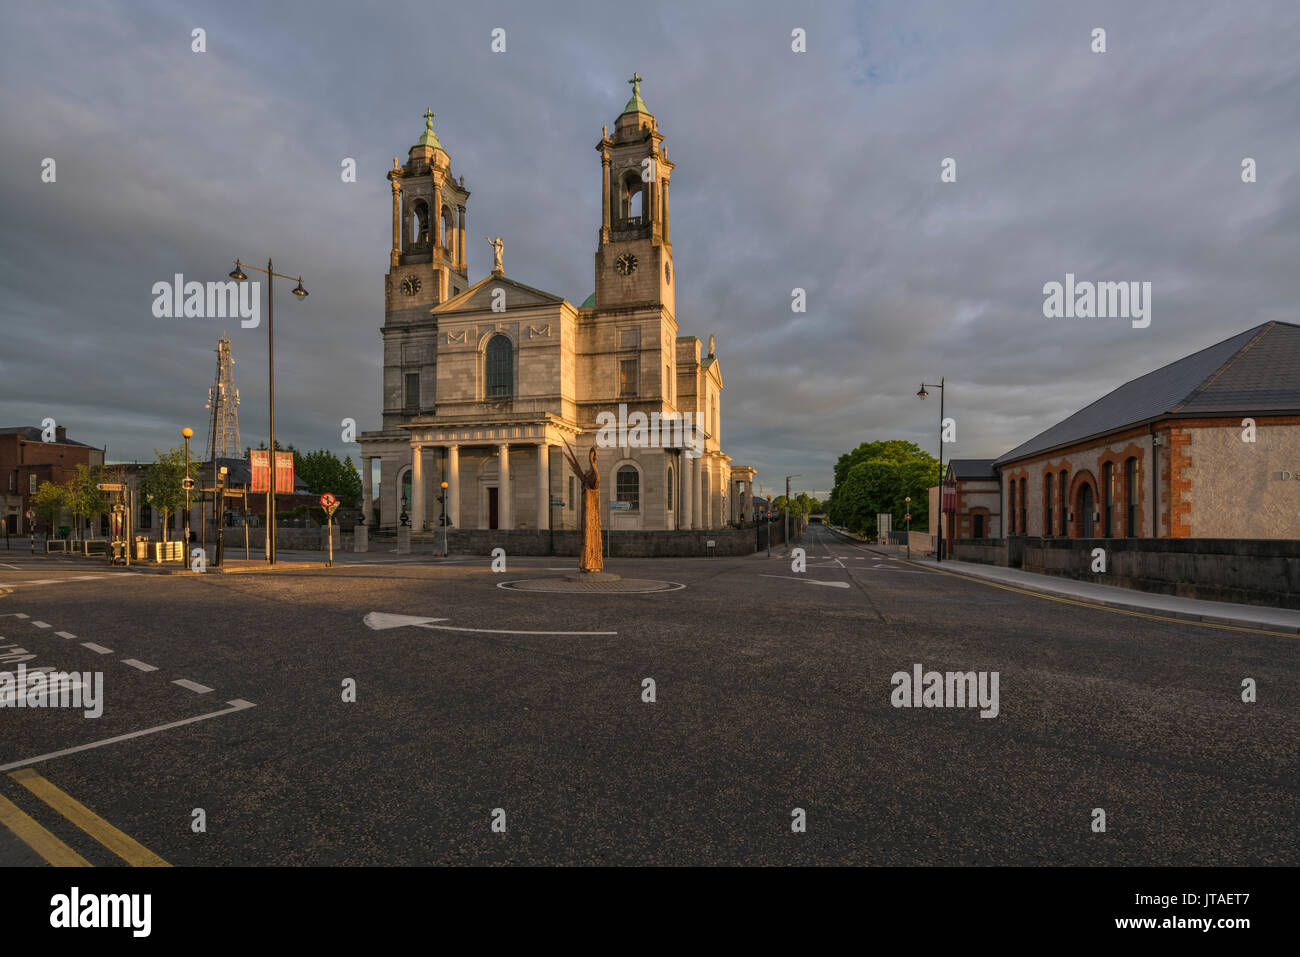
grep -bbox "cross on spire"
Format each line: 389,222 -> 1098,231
423,108 -> 436,128
628,72 -> 643,92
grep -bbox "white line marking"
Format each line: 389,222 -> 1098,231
0,563 -> 20,570
14,614 -> 28,619
172,679 -> 213,694
81,642 -> 113,654
758,574 -> 851,589
0,699 -> 256,772
423,623 -> 618,636
31,621 -> 50,628
55,631 -> 76,640
121,659 -> 158,672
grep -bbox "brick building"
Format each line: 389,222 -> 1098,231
992,320 -> 1300,540
358,80 -> 753,534
0,425 -> 105,534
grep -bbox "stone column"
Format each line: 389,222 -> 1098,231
694,454 -> 705,529
498,443 -> 511,529
432,177 -> 443,249
601,153 -> 611,241
744,478 -> 753,523
360,456 -> 372,525
457,205 -> 467,270
447,444 -> 460,530
681,453 -> 693,530
411,445 -> 425,531
663,180 -> 670,242
389,177 -> 401,266
536,443 -> 549,531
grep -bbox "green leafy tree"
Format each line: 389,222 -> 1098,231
140,446 -> 190,542
826,440 -> 939,536
295,449 -> 363,513
67,464 -> 113,539
31,481 -> 70,537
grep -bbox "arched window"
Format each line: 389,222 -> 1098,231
485,335 -> 513,398
412,200 -> 430,244
1018,478 -> 1026,536
667,465 -> 674,510
1008,480 -> 1016,534
616,465 -> 639,511
1102,462 -> 1115,537
1125,457 -> 1138,536
620,173 -> 644,224
1044,472 -> 1054,536
441,207 -> 454,251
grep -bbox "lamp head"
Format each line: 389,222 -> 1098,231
292,277 -> 308,298
228,260 -> 247,282
917,385 -> 929,399
181,427 -> 194,439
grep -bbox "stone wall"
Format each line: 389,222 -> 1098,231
952,536 -> 1300,609
366,523 -> 784,558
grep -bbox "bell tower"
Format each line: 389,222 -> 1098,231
594,75 -> 675,317
386,109 -> 471,315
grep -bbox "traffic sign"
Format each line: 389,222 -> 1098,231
326,503 -> 340,517
181,477 -> 196,491
320,493 -> 337,509
25,509 -> 35,520
96,483 -> 125,492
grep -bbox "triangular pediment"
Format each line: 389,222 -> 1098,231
432,274 -> 567,314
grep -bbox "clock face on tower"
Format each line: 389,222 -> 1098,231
400,275 -> 421,296
615,252 -> 638,276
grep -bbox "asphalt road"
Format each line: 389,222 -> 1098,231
0,525 -> 1294,865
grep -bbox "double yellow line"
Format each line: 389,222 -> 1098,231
0,769 -> 168,866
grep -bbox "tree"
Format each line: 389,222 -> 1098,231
140,446 -> 189,542
31,481 -> 70,537
67,464 -> 113,539
295,449 -> 363,513
825,440 -> 939,536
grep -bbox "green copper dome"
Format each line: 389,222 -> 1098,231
580,292 -> 595,308
416,108 -> 443,150
621,73 -> 648,115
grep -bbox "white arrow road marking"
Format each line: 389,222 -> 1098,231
758,574 -> 851,589
0,700 -> 255,773
365,611 -> 615,636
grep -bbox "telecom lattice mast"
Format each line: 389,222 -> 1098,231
205,334 -> 242,461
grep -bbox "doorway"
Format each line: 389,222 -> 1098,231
488,487 -> 499,529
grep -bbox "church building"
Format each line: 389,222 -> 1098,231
358,78 -> 754,534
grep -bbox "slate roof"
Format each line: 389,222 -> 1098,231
0,426 -> 99,448
994,321 -> 1300,466
947,459 -> 998,480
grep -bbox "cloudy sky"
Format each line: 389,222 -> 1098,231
2,0 -> 1297,497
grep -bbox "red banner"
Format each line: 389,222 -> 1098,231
942,483 -> 958,513
250,450 -> 269,492
275,451 -> 294,495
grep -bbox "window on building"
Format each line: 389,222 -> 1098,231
486,335 -> 513,397
30,474 -> 37,495
1103,462 -> 1114,537
616,465 -> 639,511
1019,478 -> 1026,536
1126,457 -> 1138,537
667,465 -> 674,510
139,504 -> 152,529
405,372 -> 420,410
973,513 -> 984,538
568,476 -> 574,510
1008,481 -> 1016,534
1044,472 -> 1054,536
7,473 -> 13,492
619,358 -> 638,397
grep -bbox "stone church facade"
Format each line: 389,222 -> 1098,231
359,81 -> 754,534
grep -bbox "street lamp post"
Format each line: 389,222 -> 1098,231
917,379 -> 946,562
181,427 -> 193,548
226,259 -> 308,565
439,480 -> 449,558
905,496 -> 912,559
784,474 -> 801,548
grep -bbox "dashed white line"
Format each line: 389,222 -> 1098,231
13,614 -> 28,619
120,659 -> 158,672
81,642 -> 113,655
55,631 -> 76,640
172,679 -> 213,694
31,621 -> 50,629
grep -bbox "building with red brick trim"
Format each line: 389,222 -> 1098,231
991,321 -> 1300,540
1,425 -> 105,535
